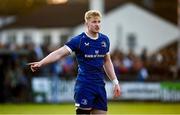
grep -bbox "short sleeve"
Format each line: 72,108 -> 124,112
106,36 -> 110,54
65,37 -> 80,52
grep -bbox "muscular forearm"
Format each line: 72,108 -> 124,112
104,59 -> 116,80
103,54 -> 121,97
103,54 -> 118,82
39,46 -> 70,67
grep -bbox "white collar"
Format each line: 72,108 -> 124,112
85,32 -> 98,40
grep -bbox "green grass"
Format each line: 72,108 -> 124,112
0,102 -> 180,114
0,103 -> 75,114
108,102 -> 180,114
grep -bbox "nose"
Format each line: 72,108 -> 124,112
96,22 -> 100,27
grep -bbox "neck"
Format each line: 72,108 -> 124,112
86,31 -> 98,38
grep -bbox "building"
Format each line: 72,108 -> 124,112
0,0 -> 178,54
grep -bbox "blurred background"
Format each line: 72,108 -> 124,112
0,0 -> 180,114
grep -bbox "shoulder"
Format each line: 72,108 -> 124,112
99,33 -> 109,40
99,33 -> 110,42
65,33 -> 85,51
71,33 -> 84,40
68,32 -> 85,43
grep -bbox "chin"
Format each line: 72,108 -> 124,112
93,31 -> 99,34
94,30 -> 100,33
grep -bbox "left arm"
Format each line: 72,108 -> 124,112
103,53 -> 121,97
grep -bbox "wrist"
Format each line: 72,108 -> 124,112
39,61 -> 43,67
112,78 -> 119,85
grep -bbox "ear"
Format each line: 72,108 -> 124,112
85,22 -> 88,26
85,22 -> 89,28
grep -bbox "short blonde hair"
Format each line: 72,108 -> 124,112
84,10 -> 102,22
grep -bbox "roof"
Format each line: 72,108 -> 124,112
0,0 -> 125,29
2,3 -> 88,29
0,0 -> 177,30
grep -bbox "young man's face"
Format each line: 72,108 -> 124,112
86,16 -> 101,34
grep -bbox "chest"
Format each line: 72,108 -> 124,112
80,39 -> 107,55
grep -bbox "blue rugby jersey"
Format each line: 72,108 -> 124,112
65,32 -> 110,84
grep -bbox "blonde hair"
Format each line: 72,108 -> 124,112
84,10 -> 102,22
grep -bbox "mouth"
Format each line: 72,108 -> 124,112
95,27 -> 100,31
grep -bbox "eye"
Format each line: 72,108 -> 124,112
92,21 -> 96,23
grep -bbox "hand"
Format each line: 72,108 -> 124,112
113,84 -> 121,98
27,62 -> 41,72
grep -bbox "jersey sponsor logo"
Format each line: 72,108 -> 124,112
85,54 -> 105,58
85,50 -> 105,58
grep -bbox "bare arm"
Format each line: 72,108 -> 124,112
28,45 -> 70,72
103,53 -> 117,81
103,53 -> 121,97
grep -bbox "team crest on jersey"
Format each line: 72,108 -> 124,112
101,41 -> 106,47
81,99 -> 88,105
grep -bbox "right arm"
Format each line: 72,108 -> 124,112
28,45 -> 70,72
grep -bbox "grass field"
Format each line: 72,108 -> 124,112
0,102 -> 180,114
